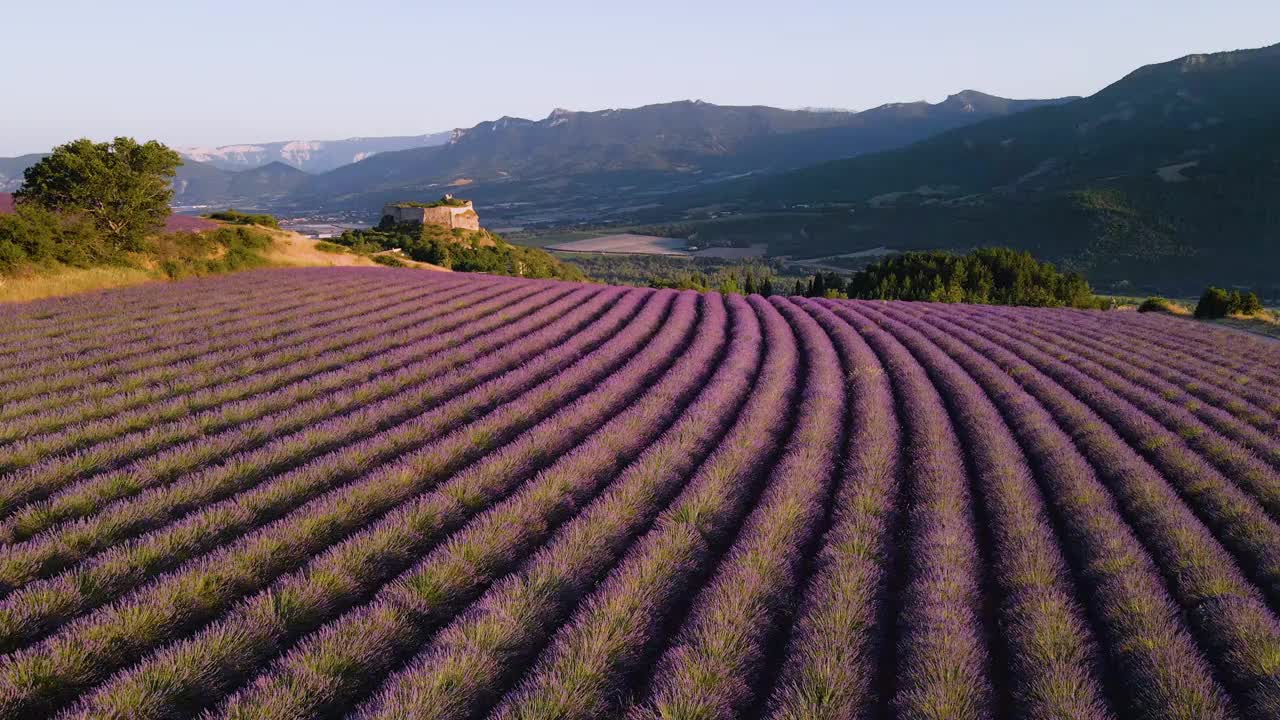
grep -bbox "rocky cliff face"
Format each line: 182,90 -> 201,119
178,133 -> 452,173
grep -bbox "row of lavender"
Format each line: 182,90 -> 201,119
0,267 -> 1277,719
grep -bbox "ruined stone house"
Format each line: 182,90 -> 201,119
381,194 -> 481,231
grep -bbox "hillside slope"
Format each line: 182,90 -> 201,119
0,207 -> 440,302
0,155 -> 47,192
722,43 -> 1280,294
749,44 -> 1280,201
171,161 -> 312,207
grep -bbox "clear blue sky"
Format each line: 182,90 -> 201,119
3,0 -> 1277,156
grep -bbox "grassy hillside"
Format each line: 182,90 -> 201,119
333,222 -> 586,281
0,224 -> 441,303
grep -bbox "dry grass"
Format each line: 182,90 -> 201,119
0,266 -> 159,303
265,230 -> 412,268
0,230 -> 448,304
264,230 -> 448,271
1214,311 -> 1280,341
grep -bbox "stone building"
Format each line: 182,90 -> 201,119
381,195 -> 480,231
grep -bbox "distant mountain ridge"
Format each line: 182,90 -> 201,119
172,161 -> 311,207
281,93 -> 1072,215
177,133 -> 452,173
0,154 -> 47,192
1,133 -> 452,207
741,44 -> 1280,203
441,91 -> 1073,174
0,92 -> 1070,211
710,43 -> 1280,294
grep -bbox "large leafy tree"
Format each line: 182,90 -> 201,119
17,137 -> 181,251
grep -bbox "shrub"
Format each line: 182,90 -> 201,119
1236,291 -> 1264,315
149,226 -> 274,279
1195,287 -> 1264,318
1195,287 -> 1233,318
314,241 -> 348,254
372,254 -> 408,268
1138,297 -> 1173,313
1,205 -> 277,281
389,196 -> 470,209
207,209 -> 280,229
0,203 -> 118,273
0,241 -> 27,273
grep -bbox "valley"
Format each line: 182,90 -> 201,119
5,43 -> 1276,299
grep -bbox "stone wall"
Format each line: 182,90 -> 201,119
382,201 -> 481,231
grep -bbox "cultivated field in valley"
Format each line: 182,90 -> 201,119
0,267 -> 1278,720
545,234 -> 690,255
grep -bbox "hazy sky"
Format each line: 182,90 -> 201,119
3,1 -> 1277,156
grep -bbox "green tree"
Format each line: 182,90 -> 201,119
810,273 -> 826,298
17,137 -> 181,251
1194,287 -> 1234,318
419,236 -> 453,268
1237,291 -> 1264,315
718,276 -> 742,295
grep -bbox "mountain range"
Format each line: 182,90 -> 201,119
0,134 -> 452,202
3,94 -> 1067,211
0,154 -> 48,193
279,93 -> 1073,216
739,44 -> 1280,204
698,42 -> 1280,294
2,41 -> 1276,295
171,161 -> 311,208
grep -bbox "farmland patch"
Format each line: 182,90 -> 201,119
0,268 -> 1277,720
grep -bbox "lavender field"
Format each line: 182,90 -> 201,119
0,267 -> 1278,720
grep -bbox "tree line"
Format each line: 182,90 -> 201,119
572,247 -> 1103,309
780,248 -> 1099,307
796,248 -> 1101,308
